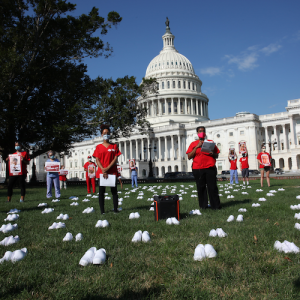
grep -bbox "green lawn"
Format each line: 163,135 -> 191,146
1,179 -> 300,299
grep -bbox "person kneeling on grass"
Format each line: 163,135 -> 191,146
240,152 -> 249,185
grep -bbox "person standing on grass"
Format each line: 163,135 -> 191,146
93,124 -> 121,214
130,160 -> 138,188
83,156 -> 97,196
6,141 -> 30,203
257,145 -> 272,187
45,150 -> 60,199
117,167 -> 123,189
186,126 -> 221,210
240,152 -> 249,185
59,165 -> 67,190
229,151 -> 239,185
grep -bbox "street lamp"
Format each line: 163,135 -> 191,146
263,138 -> 277,171
144,144 -> 157,177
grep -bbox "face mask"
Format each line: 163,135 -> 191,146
103,134 -> 110,140
262,149 -> 266,152
50,155 -> 55,159
15,146 -> 21,151
242,153 -> 246,157
198,132 -> 206,139
88,158 -> 92,161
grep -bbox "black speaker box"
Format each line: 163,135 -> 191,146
153,195 -> 180,221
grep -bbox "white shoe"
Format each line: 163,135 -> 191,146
2,223 -> 18,233
11,248 -> 27,263
129,213 -> 135,219
227,215 -> 234,222
171,217 -> 180,225
70,202 -> 79,206
63,232 -> 73,242
209,229 -> 217,237
75,233 -> 83,241
204,244 -> 217,258
102,220 -> 109,227
93,248 -> 106,264
238,208 -> 247,212
142,231 -> 151,243
0,251 -> 13,263
48,222 -> 58,230
166,218 -> 172,225
79,247 -> 96,266
216,228 -> 227,237
194,244 -> 206,261
236,215 -> 243,222
134,212 -> 140,219
4,214 -> 19,222
95,220 -> 103,228
131,230 -> 142,242
38,203 -> 47,207
56,222 -> 66,229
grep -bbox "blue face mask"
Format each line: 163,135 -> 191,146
15,146 -> 21,150
50,155 -> 55,159
103,134 -> 110,140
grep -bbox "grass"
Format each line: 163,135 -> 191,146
1,179 -> 300,299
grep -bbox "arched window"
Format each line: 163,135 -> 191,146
178,81 -> 181,88
172,81 -> 175,88
70,161 -> 73,168
217,143 -> 222,153
81,158 -> 84,167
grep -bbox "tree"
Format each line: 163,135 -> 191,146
0,0 -> 123,160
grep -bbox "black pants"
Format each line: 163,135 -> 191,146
98,181 -> 118,214
7,175 -> 26,197
192,167 -> 221,209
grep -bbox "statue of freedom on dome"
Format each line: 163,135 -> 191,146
165,17 -> 169,27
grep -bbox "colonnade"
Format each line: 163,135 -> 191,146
142,98 -> 208,118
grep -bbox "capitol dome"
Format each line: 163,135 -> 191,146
140,19 -> 210,126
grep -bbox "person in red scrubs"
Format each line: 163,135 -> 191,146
186,126 -> 221,210
83,156 -> 97,196
93,125 -> 121,214
6,141 -> 30,202
257,145 -> 272,187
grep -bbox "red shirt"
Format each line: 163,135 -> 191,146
186,140 -> 220,169
83,161 -> 97,178
257,152 -> 272,168
239,157 -> 249,169
12,151 -> 30,175
93,143 -> 121,177
230,159 -> 238,170
59,175 -> 67,181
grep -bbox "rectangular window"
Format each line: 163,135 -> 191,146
168,102 -> 171,113
82,173 -> 84,179
272,131 -> 274,134
240,131 -> 244,135
281,143 -> 284,150
280,129 -> 283,133
75,162 -> 77,168
178,81 -> 181,88
162,103 -> 165,114
174,102 -> 177,113
157,83 -> 159,90
162,82 -> 164,89
217,162 -> 222,171
229,132 -> 233,136
188,82 -> 190,89
192,83 -> 195,90
183,81 -> 186,89
173,81 -> 175,88
70,162 -> 72,168
167,81 -> 170,89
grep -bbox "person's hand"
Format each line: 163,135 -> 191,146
5,157 -> 9,161
102,167 -> 109,173
209,150 -> 214,156
103,172 -> 108,179
195,140 -> 203,149
20,156 -> 24,161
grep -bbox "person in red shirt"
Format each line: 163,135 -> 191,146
83,156 -> 97,196
6,141 -> 30,202
93,125 -> 121,214
239,152 -> 249,185
186,126 -> 221,210
257,145 -> 272,187
229,150 -> 239,184
59,165 -> 67,190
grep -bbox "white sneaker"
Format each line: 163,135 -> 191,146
194,244 -> 206,261
227,215 -> 234,222
134,212 -> 140,219
63,232 -> 73,242
131,230 -> 142,242
129,213 -> 135,219
93,248 -> 106,264
95,220 -> 103,228
171,217 -> 180,225
0,251 -> 13,263
209,229 -> 217,237
216,228 -> 227,237
204,244 -> 217,258
142,231 -> 151,243
79,247 -> 96,266
236,215 -> 243,222
87,194 -> 92,197
11,248 -> 27,263
101,220 -> 109,227
75,233 -> 83,241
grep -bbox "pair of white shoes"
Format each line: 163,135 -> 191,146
38,203 -> 47,207
296,195 -> 300,200
256,189 -> 263,192
57,214 -> 69,220
278,188 -> 285,191
252,203 -> 260,207
0,235 -> 20,246
131,230 -> 151,243
274,240 -> 299,253
92,195 -> 98,198
82,207 -> 95,214
189,209 -> 201,215
52,199 -> 60,202
62,232 -> 83,242
241,192 -> 248,195
71,197 -> 79,200
209,228 -> 227,237
227,215 -> 243,222
129,212 -> 140,219
48,222 -> 66,230
41,208 -> 54,214
95,220 -> 109,228
238,208 -> 247,212
4,214 -> 19,222
227,195 -> 234,199
259,198 -> 267,201
87,194 -> 91,197
82,199 -> 90,202
294,213 -> 300,219
0,248 -> 27,263
269,190 -> 277,193
166,217 -> 180,225
291,204 -> 300,210
194,244 -> 217,261
266,193 -> 274,196
79,247 -> 106,266
191,195 -> 197,198
7,209 -> 21,214
294,223 -> 300,230
137,196 -> 143,199
105,196 -> 111,200
70,202 -> 79,206
0,223 -> 18,233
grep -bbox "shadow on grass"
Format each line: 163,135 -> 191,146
81,286 -> 165,299
293,277 -> 300,291
0,206 -> 41,214
221,198 -> 251,208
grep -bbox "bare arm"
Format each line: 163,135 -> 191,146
187,140 -> 203,160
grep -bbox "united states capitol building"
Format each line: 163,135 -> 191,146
2,22 -> 300,181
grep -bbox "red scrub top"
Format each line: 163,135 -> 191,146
186,140 -> 220,169
93,143 -> 121,178
230,159 -> 238,170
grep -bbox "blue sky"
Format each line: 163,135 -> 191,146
69,0 -> 300,120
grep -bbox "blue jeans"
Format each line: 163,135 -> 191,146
47,176 -> 61,198
230,170 -> 239,184
131,175 -> 138,188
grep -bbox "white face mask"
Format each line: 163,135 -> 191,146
262,148 -> 266,152
88,158 -> 92,161
103,134 -> 110,140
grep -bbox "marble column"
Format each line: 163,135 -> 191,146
158,137 -> 161,161
171,135 -> 174,160
264,127 -> 269,144
178,135 -> 181,160
178,99 -> 181,114
289,116 -> 296,148
196,99 -> 199,115
129,140 -> 132,160
124,141 -> 127,163
135,139 -> 139,160
282,125 -> 287,150
165,136 -> 168,160
185,98 -> 187,114
141,139 -> 144,160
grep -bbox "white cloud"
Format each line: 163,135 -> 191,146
200,67 -> 221,76
261,43 -> 282,55
225,52 -> 259,71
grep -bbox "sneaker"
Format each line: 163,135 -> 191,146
20,199 -> 24,203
